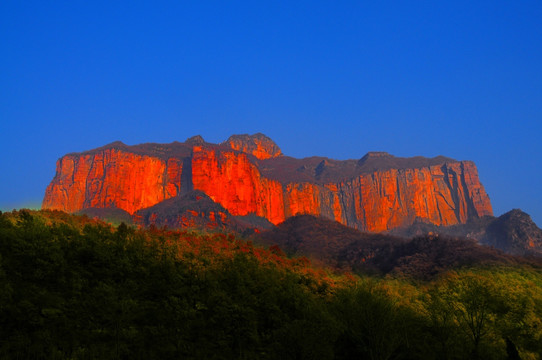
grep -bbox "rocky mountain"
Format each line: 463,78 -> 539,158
389,209 -> 542,256
42,133 -> 493,232
484,209 -> 542,255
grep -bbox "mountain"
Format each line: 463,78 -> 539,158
42,133 -> 493,232
389,209 -> 542,256
132,190 -> 273,233
254,215 -> 535,279
484,209 -> 542,255
134,190 -> 241,231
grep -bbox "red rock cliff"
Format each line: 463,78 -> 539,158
191,145 -> 285,224
330,161 -> 493,231
42,135 -> 493,232
42,147 -> 184,214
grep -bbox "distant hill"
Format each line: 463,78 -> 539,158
389,209 -> 542,257
132,190 -> 276,234
76,207 -> 134,225
134,190 -> 243,231
254,215 -> 538,279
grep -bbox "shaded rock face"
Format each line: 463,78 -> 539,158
43,134 -> 493,232
483,209 -> 542,256
388,209 -> 542,256
254,215 -> 522,279
134,190 -> 239,230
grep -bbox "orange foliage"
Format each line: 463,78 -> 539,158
133,226 -> 351,291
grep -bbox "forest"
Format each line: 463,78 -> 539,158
0,209 -> 541,359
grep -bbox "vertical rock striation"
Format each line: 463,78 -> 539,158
43,148 -> 175,214
43,134 -> 493,232
191,145 -> 285,224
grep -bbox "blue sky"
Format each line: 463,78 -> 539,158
1,1 -> 541,225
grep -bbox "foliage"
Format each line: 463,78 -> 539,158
0,210 -> 541,359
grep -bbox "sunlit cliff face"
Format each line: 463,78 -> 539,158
191,145 -> 286,224
42,134 -> 493,232
42,149 -> 172,215
224,133 -> 283,160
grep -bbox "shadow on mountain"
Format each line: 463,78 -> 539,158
254,215 -> 541,280
389,209 -> 542,257
76,207 -> 134,225
134,191 -> 272,233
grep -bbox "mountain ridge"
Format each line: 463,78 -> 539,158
253,214 -> 540,278
389,208 -> 542,256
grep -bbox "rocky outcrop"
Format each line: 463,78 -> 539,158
483,209 -> 542,256
43,134 -> 493,232
223,133 -> 282,160
134,191 -> 241,231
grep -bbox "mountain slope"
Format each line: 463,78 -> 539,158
389,209 -> 542,256
254,215 -> 535,278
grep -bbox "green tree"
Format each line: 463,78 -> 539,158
332,281 -> 409,360
440,272 -> 507,359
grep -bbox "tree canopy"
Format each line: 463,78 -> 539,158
0,210 -> 541,359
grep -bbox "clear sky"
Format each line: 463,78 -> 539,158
1,1 -> 541,225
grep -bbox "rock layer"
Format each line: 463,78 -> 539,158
42,134 -> 493,232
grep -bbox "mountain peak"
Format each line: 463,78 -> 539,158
185,135 -> 206,145
224,133 -> 282,160
484,209 -> 542,255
